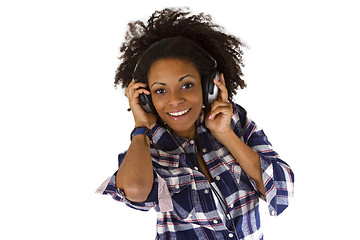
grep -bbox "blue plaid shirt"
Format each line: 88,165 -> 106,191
97,104 -> 294,239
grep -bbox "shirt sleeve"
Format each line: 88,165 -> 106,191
95,152 -> 158,212
232,104 -> 295,216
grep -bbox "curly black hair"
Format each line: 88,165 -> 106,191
114,7 -> 247,102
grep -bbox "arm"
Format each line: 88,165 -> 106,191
116,133 -> 154,202
205,74 -> 265,194
206,74 -> 294,215
242,115 -> 294,215
116,79 -> 158,202
215,131 -> 265,195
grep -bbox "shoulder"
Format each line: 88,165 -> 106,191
231,103 -> 247,130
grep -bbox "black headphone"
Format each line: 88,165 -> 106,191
132,37 -> 219,114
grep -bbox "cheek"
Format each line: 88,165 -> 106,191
151,96 -> 165,113
191,90 -> 204,107
151,90 -> 203,112
185,90 -> 203,109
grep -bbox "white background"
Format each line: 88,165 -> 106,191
1,0 -> 359,239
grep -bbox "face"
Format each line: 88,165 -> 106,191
148,58 -> 203,139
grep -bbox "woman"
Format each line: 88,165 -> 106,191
97,8 -> 294,240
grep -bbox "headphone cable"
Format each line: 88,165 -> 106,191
166,128 -> 240,240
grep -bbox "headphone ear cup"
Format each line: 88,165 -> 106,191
203,71 -> 220,108
134,78 -> 157,114
139,93 -> 157,114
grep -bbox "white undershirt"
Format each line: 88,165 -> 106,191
210,182 -> 228,225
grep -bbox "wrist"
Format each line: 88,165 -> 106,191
131,126 -> 152,141
214,129 -> 235,145
134,121 -> 155,129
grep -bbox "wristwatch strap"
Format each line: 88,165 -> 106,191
130,126 -> 151,141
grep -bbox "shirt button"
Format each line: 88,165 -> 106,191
228,233 -> 234,238
204,189 -> 209,194
194,166 -> 199,170
215,176 -> 221,181
213,219 -> 218,224
270,210 -> 276,216
174,184 -> 180,189
202,148 -> 207,153
189,139 -> 195,144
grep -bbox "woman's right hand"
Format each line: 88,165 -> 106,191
125,79 -> 157,129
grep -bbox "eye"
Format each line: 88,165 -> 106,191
154,88 -> 166,94
181,83 -> 193,90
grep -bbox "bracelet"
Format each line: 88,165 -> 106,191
130,126 -> 152,141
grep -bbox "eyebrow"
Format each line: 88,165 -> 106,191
151,74 -> 195,88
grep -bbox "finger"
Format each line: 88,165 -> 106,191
126,82 -> 148,98
127,78 -> 135,88
131,82 -> 148,91
210,100 -> 231,113
125,80 -> 134,97
214,73 -> 228,102
128,88 -> 151,112
209,101 -> 232,118
134,88 -> 151,97
208,105 -> 232,120
129,88 -> 151,104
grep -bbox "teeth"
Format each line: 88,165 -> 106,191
168,109 -> 190,116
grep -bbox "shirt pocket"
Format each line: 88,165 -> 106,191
221,151 -> 254,191
163,173 -> 194,219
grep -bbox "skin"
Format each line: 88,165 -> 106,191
116,58 -> 265,202
148,58 -> 203,139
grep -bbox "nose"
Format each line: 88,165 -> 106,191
168,90 -> 184,107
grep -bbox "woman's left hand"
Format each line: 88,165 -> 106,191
205,73 -> 234,142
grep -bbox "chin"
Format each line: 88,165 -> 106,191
156,106 -> 202,135
162,114 -> 200,138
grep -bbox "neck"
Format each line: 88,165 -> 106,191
173,124 -> 197,139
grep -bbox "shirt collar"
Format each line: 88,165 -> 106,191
151,123 -> 207,155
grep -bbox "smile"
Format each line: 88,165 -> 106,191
168,108 -> 191,117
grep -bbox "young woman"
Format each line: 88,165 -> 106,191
97,8 -> 294,240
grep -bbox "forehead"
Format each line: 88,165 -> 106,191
148,58 -> 201,84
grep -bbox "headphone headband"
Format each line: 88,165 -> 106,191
132,37 -> 217,79
132,36 -> 219,114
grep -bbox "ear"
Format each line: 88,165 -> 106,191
198,108 -> 205,123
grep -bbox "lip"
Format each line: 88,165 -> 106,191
166,108 -> 191,121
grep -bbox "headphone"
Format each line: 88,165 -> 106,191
132,37 -> 219,114
132,39 -> 239,239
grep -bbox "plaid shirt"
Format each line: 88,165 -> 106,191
97,104 -> 294,240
